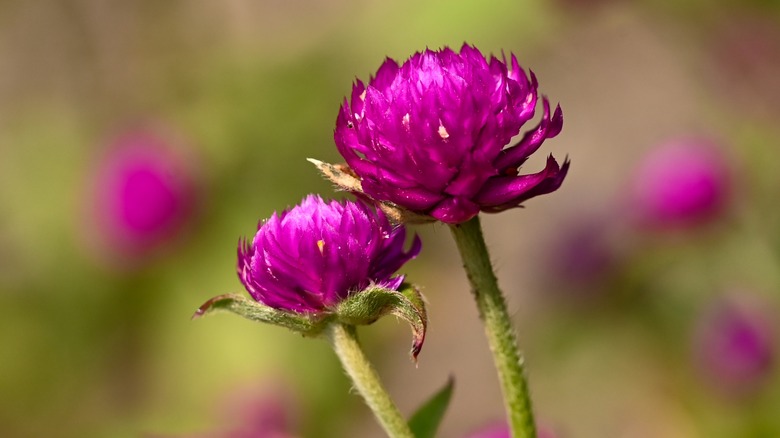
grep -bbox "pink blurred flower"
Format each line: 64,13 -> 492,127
217,380 -> 300,438
629,137 -> 730,228
546,216 -> 618,296
694,295 -> 775,397
159,380 -> 300,438
91,128 -> 197,260
467,422 -> 557,438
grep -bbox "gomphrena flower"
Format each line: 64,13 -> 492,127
333,43 -> 569,224
92,129 -> 196,258
694,295 -> 774,396
629,137 -> 730,228
196,195 -> 427,359
238,195 -> 421,313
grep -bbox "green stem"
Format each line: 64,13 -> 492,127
449,216 -> 536,438
327,323 -> 414,438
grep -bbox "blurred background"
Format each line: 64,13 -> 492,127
1,0 -> 780,437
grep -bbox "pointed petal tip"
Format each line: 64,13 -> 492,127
529,69 -> 539,89
560,155 -> 572,174
411,334 -> 425,364
409,233 -> 423,258
550,104 -> 564,137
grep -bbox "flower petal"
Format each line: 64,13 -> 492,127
362,178 -> 443,211
476,155 -> 570,210
429,196 -> 481,224
494,98 -> 563,171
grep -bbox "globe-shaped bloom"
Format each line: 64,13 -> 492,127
694,296 -> 774,396
238,195 -> 421,313
629,137 -> 730,228
93,129 -> 196,257
334,44 -> 569,224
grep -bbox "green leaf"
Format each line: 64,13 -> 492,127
391,284 -> 427,362
408,377 -> 455,438
335,287 -> 403,326
335,283 -> 428,362
192,293 -> 329,336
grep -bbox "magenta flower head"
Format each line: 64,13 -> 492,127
694,296 -> 775,396
196,195 -> 427,359
328,43 -> 568,224
629,137 -> 730,228
238,195 -> 421,313
91,128 -> 197,260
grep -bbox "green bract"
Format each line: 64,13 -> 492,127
194,283 -> 427,361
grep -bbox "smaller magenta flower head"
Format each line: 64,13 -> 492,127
196,195 -> 427,358
238,195 -> 421,313
331,43 -> 568,224
629,137 -> 730,228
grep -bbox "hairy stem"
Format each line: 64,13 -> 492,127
327,323 -> 414,438
450,216 -> 536,438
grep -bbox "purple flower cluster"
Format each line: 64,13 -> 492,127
192,43 -> 571,436
237,195 -> 421,313
335,44 -> 568,224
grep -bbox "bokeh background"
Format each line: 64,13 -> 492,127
2,0 -> 780,437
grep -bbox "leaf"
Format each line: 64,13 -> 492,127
408,377 -> 455,438
306,158 -> 363,192
192,293 -> 329,336
392,284 -> 428,362
335,284 -> 428,362
335,287 -> 403,326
